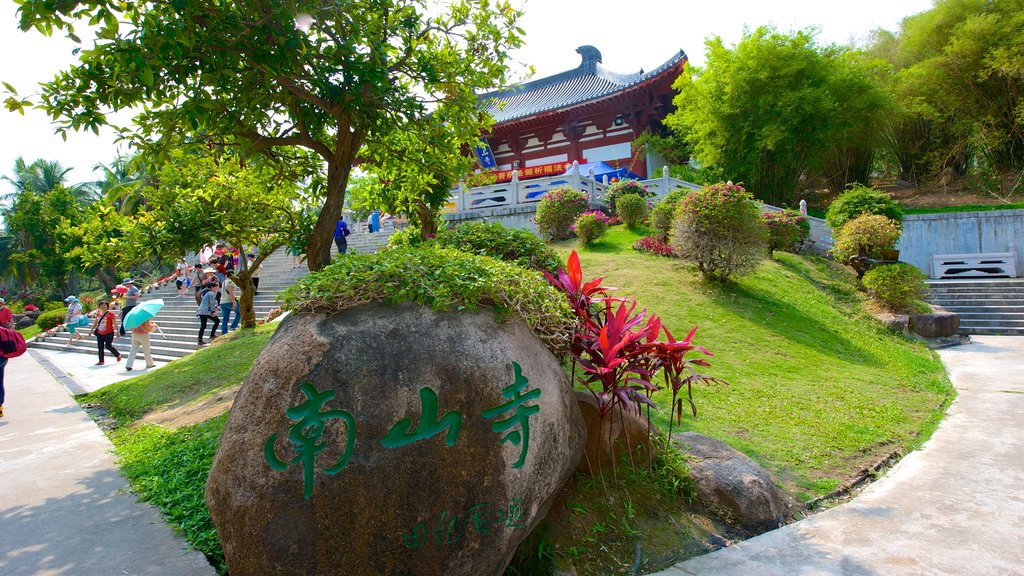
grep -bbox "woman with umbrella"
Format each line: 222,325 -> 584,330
124,299 -> 165,371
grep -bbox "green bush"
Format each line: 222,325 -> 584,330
36,309 -> 67,330
605,179 -> 654,213
831,214 -> 902,263
862,263 -> 926,312
672,182 -> 768,281
438,221 -> 561,272
616,194 -> 649,228
43,300 -> 66,312
573,212 -> 608,244
825,184 -> 903,231
650,188 -> 691,233
535,187 -> 589,241
282,246 -> 573,355
764,209 -> 811,254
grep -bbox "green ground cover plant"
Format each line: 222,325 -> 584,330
438,220 -> 562,272
562,226 -> 952,500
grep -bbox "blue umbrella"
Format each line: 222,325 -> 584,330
123,299 -> 165,331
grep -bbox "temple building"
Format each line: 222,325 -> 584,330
476,45 -> 688,180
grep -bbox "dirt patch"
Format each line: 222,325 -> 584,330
140,385 -> 240,429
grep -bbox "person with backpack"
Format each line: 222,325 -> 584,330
120,278 -> 140,336
196,282 -> 220,345
0,323 -> 28,418
63,295 -> 88,347
334,215 -> 351,255
90,300 -> 122,365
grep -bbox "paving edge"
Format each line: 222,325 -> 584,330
29,348 -> 90,396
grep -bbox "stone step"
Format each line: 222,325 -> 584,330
956,313 -> 1024,322
930,298 -> 1024,307
934,305 -> 1024,313
31,339 -> 190,362
958,326 -> 1024,336
928,287 -> 1024,295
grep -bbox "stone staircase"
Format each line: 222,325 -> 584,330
29,227 -> 396,362
927,279 -> 1024,336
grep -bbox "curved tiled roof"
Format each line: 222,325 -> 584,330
480,45 -> 687,126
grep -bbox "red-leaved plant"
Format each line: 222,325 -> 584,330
544,251 -> 723,454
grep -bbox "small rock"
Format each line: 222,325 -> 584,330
575,391 -> 658,475
910,311 -> 960,338
14,315 -> 35,330
875,313 -> 909,334
673,432 -> 784,534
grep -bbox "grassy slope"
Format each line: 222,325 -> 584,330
565,226 -> 953,498
18,325 -> 41,339
83,324 -> 277,425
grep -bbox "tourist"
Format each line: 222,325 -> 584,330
0,298 -> 12,329
63,296 -> 87,347
220,271 -> 240,335
176,259 -> 188,297
196,282 -> 220,345
370,208 -> 381,233
334,215 -> 351,255
288,243 -> 303,269
90,301 -> 121,365
125,319 -> 159,371
192,263 -> 205,304
247,253 -> 262,295
120,278 -> 140,336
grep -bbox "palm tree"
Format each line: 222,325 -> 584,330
2,157 -> 98,204
92,154 -> 153,214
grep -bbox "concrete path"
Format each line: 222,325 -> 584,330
0,352 -> 215,575
657,335 -> 1024,576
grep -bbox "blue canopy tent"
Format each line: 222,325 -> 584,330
567,161 -> 642,182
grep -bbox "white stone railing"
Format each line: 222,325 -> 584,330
447,162 -> 697,212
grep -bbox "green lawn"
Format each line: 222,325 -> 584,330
18,324 -> 41,340
561,226 -> 952,498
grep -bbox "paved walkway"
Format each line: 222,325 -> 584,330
3,335 -> 1022,575
657,335 -> 1024,576
0,352 -> 215,575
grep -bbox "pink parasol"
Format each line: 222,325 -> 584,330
111,284 -> 128,294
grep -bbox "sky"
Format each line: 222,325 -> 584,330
0,0 -> 933,190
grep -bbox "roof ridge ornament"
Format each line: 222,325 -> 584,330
576,45 -> 603,67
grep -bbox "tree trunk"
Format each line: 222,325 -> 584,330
414,200 -> 437,239
235,248 -> 274,328
307,128 -> 364,271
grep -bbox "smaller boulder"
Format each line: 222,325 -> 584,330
875,313 -> 909,334
673,432 -> 783,534
910,311 -> 960,338
23,310 -> 42,321
14,314 -> 35,330
576,392 -> 658,475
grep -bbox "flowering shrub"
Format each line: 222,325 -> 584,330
650,188 -> 690,233
831,214 -> 901,264
862,263 -> 926,312
825,184 -> 903,232
23,304 -> 39,312
673,182 -> 768,281
535,187 -> 588,241
633,235 -> 676,257
572,212 -> 608,245
763,209 -> 811,255
616,194 -> 649,228
605,179 -> 654,213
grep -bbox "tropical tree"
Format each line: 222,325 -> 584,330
667,27 -> 890,206
3,185 -> 83,293
66,151 -> 315,327
92,154 -> 154,215
8,0 -> 525,271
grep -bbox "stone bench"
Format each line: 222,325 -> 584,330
930,250 -> 1018,279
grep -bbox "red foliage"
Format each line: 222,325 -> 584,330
632,235 -> 676,257
545,251 -> 721,434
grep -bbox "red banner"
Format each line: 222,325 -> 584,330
491,161 -> 574,183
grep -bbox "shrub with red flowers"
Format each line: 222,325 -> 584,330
633,235 -> 676,257
763,209 -> 810,255
572,211 -> 609,245
673,182 -> 767,281
535,187 -> 589,241
605,179 -> 655,214
544,251 -> 722,458
23,304 -> 39,312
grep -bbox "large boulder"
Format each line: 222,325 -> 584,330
910,311 -> 960,338
206,303 -> 585,576
673,432 -> 784,534
575,391 -> 658,475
